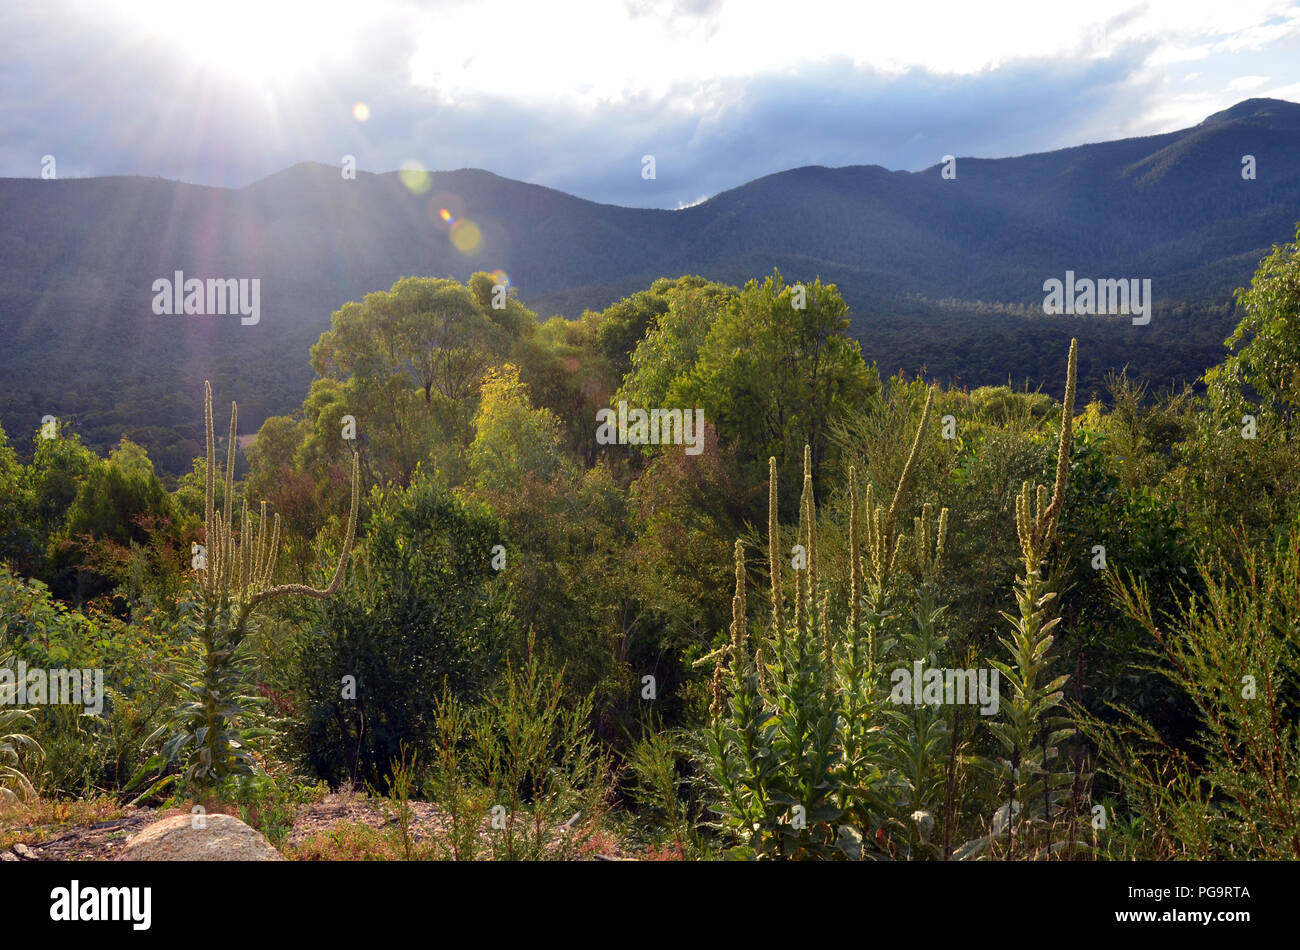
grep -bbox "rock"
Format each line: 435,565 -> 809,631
11,842 -> 38,860
118,813 -> 284,861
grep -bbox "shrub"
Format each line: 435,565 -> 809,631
0,564 -> 188,798
427,637 -> 612,861
1081,530 -> 1300,859
292,468 -> 508,790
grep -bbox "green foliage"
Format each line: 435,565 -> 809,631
0,422 -> 36,572
666,270 -> 880,494
0,564 -> 188,798
25,425 -> 99,546
615,277 -> 736,410
307,274 -> 526,488
623,722 -> 695,856
1082,531 -> 1300,859
8,237 -> 1300,862
427,638 -> 612,860
702,343 -> 1091,861
1208,223 -> 1300,425
63,440 -> 172,547
293,470 -> 508,789
425,692 -> 495,860
468,364 -> 572,494
0,704 -> 38,805
216,772 -> 327,851
0,627 -> 40,802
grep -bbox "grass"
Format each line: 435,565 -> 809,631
0,795 -> 160,850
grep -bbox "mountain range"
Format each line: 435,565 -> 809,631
1,97 -> 1298,472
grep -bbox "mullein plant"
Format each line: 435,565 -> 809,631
959,338 -> 1089,859
702,396 -> 939,859
872,502 -> 960,858
0,644 -> 40,803
136,382 -> 359,796
833,391 -> 955,858
701,457 -> 843,859
704,345 -> 1087,860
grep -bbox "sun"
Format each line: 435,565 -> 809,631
122,0 -> 357,87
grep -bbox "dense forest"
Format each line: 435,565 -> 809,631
2,98 -> 1296,475
3,223 -> 1300,860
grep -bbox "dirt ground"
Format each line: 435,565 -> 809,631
0,792 -> 627,861
0,807 -> 181,861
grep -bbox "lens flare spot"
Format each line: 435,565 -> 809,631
352,102 -> 371,122
449,219 -> 482,253
490,268 -> 510,287
400,161 -> 431,194
428,192 -> 466,230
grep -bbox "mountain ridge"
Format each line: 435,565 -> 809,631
1,98 -> 1297,471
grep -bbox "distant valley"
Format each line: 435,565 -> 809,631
1,97 -> 1297,472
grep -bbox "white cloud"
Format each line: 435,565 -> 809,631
3,0 -> 1297,205
1228,74 -> 1271,90
1264,80 -> 1300,100
403,0 -> 1300,102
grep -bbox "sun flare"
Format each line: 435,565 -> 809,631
121,0 -> 358,87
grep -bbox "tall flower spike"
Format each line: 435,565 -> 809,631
239,500 -> 251,593
224,400 -> 237,532
1015,480 -> 1031,551
848,467 -> 860,634
1013,338 -> 1078,562
862,388 -> 936,592
862,481 -> 880,586
250,450 -> 360,605
199,382 -> 359,609
203,382 -> 216,596
913,502 -> 932,571
729,539 -> 748,677
803,444 -> 817,599
264,514 -> 281,591
252,501 -> 268,588
711,541 -> 741,717
1039,337 -> 1078,544
710,659 -> 725,718
935,507 -> 949,563
884,387 -> 934,544
911,503 -> 951,581
767,457 -> 784,652
796,446 -> 815,637
820,589 -> 832,669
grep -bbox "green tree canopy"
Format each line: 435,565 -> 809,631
1207,223 -> 1300,426
667,270 -> 880,498
293,470 -> 510,788
468,364 -> 573,495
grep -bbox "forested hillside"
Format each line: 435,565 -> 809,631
4,224 -> 1300,860
0,98 -> 1296,472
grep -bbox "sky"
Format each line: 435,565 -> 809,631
2,0 -> 1298,208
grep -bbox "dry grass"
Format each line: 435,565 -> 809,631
0,795 -> 131,849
